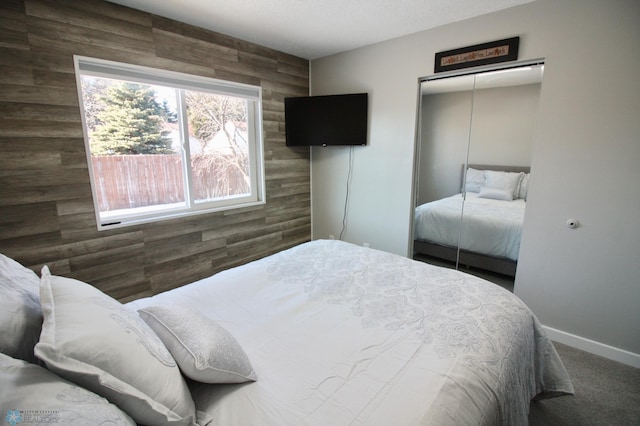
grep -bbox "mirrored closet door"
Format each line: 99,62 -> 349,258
412,61 -> 544,286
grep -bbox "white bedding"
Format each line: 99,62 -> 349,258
414,193 -> 526,260
126,240 -> 572,425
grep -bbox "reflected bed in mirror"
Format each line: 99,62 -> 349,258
413,164 -> 530,286
412,62 -> 543,289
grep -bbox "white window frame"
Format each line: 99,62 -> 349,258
74,56 -> 265,231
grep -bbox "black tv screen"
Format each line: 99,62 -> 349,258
285,93 -> 368,146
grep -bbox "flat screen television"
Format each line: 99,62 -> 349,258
285,93 -> 368,146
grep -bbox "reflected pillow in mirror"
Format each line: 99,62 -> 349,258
478,186 -> 514,201
464,168 -> 485,193
518,173 -> 529,199
484,170 -> 523,198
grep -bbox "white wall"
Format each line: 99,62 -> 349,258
468,84 -> 539,166
419,90 -> 473,203
310,0 -> 640,365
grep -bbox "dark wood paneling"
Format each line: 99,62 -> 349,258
0,0 -> 311,301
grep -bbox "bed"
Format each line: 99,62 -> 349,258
414,165 -> 531,276
1,240 -> 572,425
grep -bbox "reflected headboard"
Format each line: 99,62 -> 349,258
462,164 -> 531,186
468,164 -> 530,173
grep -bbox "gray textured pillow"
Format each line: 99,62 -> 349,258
0,352 -> 136,425
35,267 -> 197,425
0,253 -> 42,364
138,305 -> 257,384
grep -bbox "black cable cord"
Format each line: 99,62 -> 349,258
338,146 -> 354,240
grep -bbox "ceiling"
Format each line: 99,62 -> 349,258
107,0 -> 534,60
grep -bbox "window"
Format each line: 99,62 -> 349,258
74,56 -> 264,230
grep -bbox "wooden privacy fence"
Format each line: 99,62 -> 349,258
91,155 -> 249,211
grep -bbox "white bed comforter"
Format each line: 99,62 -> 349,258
414,193 -> 526,260
126,240 -> 572,425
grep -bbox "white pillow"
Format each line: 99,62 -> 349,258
518,173 -> 530,199
34,267 -> 197,426
0,352 -> 135,425
138,305 -> 257,384
478,186 -> 514,201
0,253 -> 42,364
484,170 -> 524,198
463,168 -> 485,193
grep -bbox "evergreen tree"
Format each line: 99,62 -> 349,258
91,82 -> 173,155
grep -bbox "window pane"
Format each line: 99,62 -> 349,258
184,91 -> 251,203
75,56 -> 264,230
80,76 -> 186,217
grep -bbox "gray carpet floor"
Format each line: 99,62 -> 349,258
529,342 -> 640,425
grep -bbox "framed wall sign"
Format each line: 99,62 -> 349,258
434,37 -> 519,73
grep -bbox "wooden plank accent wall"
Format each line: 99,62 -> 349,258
0,0 -> 311,301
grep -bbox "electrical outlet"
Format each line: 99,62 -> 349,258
362,242 -> 370,248
329,234 -> 335,240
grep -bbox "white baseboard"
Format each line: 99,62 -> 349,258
543,326 -> 640,369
